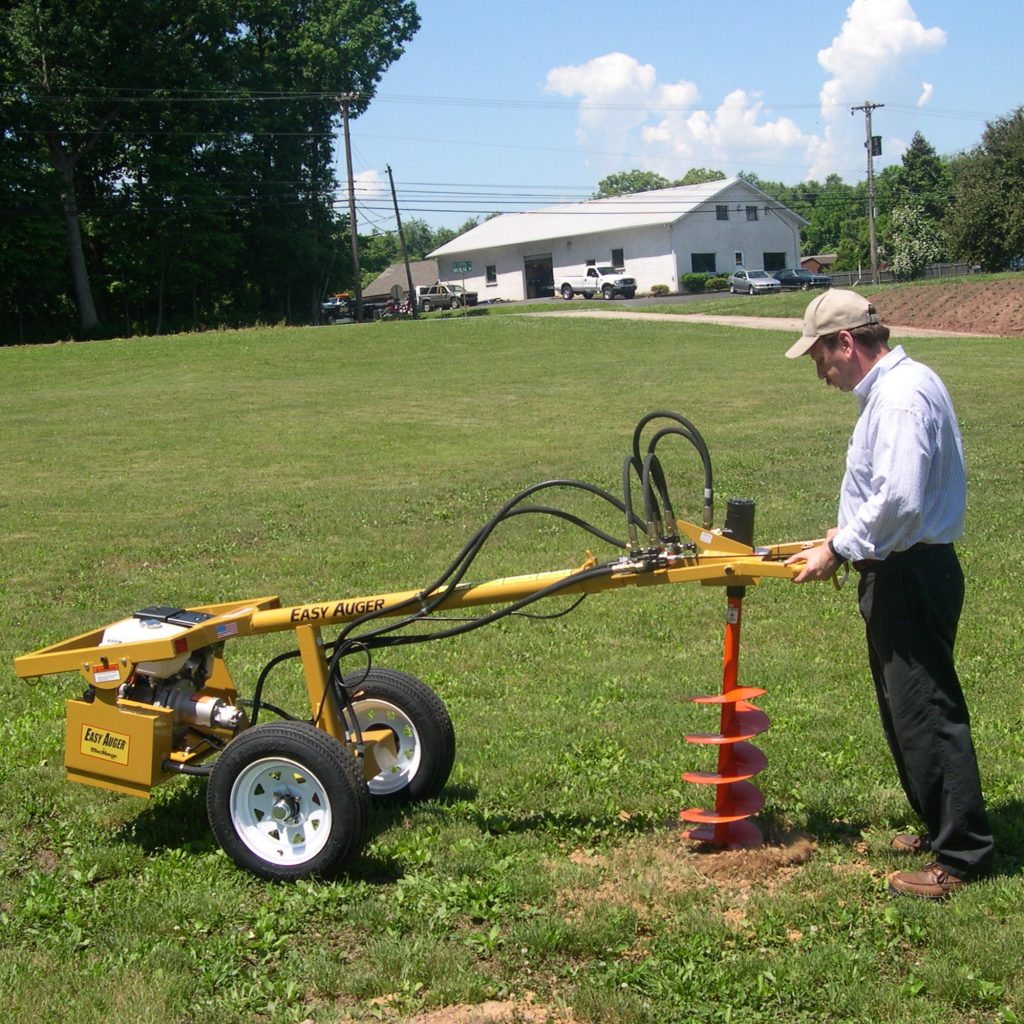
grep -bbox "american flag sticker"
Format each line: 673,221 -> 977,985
215,622 -> 239,638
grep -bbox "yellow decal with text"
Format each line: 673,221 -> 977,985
80,724 -> 131,765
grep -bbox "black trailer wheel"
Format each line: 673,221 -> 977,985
207,721 -> 369,882
342,668 -> 455,803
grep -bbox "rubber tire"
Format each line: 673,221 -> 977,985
342,668 -> 455,804
748,286 -> 755,295
422,300 -> 434,312
729,284 -> 736,294
207,721 -> 369,882
450,297 -> 461,309
801,282 -> 810,290
622,289 -> 636,299
602,285 -> 615,299
561,285 -> 574,300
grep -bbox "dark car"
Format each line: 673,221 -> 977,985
772,268 -> 832,291
320,294 -> 354,323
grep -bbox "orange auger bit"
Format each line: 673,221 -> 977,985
680,590 -> 770,847
679,499 -> 773,848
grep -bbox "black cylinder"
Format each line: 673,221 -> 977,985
723,497 -> 755,547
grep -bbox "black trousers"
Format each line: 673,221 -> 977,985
857,544 -> 994,878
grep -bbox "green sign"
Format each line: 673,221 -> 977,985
451,260 -> 472,274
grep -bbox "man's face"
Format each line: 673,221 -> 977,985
807,333 -> 858,391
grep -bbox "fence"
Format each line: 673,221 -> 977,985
823,262 -> 979,288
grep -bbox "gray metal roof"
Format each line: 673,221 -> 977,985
362,258 -> 439,301
430,177 -> 803,256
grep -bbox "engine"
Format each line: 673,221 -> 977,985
100,615 -> 245,732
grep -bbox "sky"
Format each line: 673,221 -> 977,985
342,0 -> 1024,232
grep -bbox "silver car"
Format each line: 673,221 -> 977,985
728,269 -> 782,295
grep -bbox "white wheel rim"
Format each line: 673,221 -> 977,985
351,698 -> 422,795
229,756 -> 333,866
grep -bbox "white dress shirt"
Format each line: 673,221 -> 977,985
831,345 -> 966,563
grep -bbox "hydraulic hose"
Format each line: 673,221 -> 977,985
330,477 -> 640,659
632,411 -> 714,530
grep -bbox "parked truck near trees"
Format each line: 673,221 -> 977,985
557,266 -> 637,300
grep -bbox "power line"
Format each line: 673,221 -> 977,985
11,85 -> 1001,124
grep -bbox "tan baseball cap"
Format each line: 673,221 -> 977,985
785,289 -> 881,358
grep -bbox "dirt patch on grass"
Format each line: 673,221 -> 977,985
685,830 -> 817,890
327,995 -> 580,1024
559,828 -> 817,921
403,998 -> 580,1024
867,277 -> 1024,337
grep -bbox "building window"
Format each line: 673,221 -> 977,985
485,264 -> 497,285
691,253 -> 716,274
716,205 -> 729,221
585,259 -> 596,267
611,248 -> 624,268
763,252 -> 786,272
734,252 -> 744,267
746,205 -> 758,221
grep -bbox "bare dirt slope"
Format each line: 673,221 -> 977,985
867,277 -> 1024,337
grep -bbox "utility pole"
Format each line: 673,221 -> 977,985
852,101 -> 884,284
386,164 -> 418,319
339,94 -> 364,322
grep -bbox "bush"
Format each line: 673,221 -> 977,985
650,284 -> 670,296
680,273 -> 709,294
705,276 -> 729,292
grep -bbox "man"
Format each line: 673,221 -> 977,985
783,289 -> 994,899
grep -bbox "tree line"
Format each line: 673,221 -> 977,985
2,0 -> 1022,345
1,0 -> 420,345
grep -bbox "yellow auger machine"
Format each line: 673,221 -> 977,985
14,412 -> 816,881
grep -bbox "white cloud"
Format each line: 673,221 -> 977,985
812,0 -> 946,176
544,2 -> 947,185
351,168 -> 387,201
545,52 -> 674,153
544,54 -> 817,180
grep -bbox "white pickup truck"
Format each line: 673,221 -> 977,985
557,265 -> 637,300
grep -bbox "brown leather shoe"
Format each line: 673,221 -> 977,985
888,862 -> 968,899
891,833 -> 931,854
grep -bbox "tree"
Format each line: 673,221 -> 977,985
874,132 -> 952,268
946,106 -> 1024,270
0,119 -> 68,343
887,203 -> 944,280
673,167 -> 726,186
891,132 -> 951,223
1,0 -> 420,341
594,170 -> 670,198
801,175 -> 868,268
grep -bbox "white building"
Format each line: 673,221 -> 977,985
429,177 -> 807,301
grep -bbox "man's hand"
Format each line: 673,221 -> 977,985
784,541 -> 842,583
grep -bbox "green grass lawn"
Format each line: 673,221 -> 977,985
1,313 -> 1023,1024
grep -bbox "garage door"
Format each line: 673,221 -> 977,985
524,255 -> 554,299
